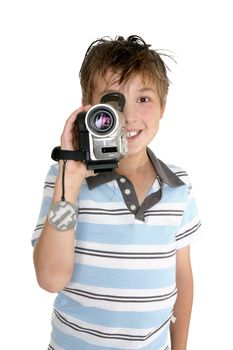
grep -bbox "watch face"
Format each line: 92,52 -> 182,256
48,201 -> 78,231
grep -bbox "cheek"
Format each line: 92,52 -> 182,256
143,110 -> 161,127
140,103 -> 161,118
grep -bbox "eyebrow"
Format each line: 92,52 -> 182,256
137,87 -> 157,93
99,87 -> 157,97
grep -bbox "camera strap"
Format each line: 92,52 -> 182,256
51,147 -> 84,212
51,146 -> 86,161
51,146 -> 118,173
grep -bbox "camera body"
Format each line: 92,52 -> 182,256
76,103 -> 127,172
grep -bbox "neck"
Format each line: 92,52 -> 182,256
117,149 -> 151,176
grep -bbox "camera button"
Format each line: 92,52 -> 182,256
120,177 -> 126,183
125,189 -> 131,195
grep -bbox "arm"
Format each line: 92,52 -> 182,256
33,106 -> 90,293
170,245 -> 193,350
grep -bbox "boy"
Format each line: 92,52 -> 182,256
32,35 -> 201,350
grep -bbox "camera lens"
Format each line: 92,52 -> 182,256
87,105 -> 117,136
94,112 -> 113,131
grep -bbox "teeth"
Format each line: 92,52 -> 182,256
126,130 -> 140,138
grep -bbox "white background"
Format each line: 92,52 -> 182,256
0,0 -> 232,348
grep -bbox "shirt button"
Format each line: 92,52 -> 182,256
120,177 -> 126,183
125,189 -> 131,195
130,204 -> 137,211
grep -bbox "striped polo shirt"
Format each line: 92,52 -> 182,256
32,148 -> 201,350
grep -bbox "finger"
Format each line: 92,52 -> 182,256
63,105 -> 91,134
61,105 -> 91,150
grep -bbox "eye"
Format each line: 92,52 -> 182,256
138,96 -> 150,103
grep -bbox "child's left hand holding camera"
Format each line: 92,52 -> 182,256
33,105 -> 92,293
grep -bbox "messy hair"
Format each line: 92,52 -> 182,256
79,35 -> 172,106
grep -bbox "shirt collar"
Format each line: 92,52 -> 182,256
86,147 -> 185,190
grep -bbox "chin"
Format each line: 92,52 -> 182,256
124,145 -> 146,158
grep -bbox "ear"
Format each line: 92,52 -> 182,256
160,97 -> 167,119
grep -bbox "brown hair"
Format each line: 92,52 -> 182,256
79,35 -> 171,106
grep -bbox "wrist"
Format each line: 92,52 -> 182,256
53,175 -> 81,204
58,159 -> 87,177
56,160 -> 85,195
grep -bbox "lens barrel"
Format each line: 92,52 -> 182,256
86,104 -> 118,136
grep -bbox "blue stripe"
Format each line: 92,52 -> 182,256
51,324 -> 169,350
181,197 -> 199,224
159,185 -> 188,203
49,163 -> 59,176
79,183 -> 123,203
38,196 -> 52,218
71,264 -> 176,289
76,222 -> 177,245
54,293 -> 173,329
31,239 -> 37,247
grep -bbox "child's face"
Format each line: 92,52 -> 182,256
91,70 -> 166,158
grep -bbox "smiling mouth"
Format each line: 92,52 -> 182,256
126,130 -> 141,139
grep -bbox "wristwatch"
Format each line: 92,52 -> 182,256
48,200 -> 78,231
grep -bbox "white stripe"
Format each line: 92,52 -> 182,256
77,241 -> 176,254
78,211 -> 183,225
45,175 -> 56,183
52,309 -> 171,349
75,241 -> 176,270
79,200 -> 127,210
176,226 -> 202,249
79,200 -> 185,211
78,200 -> 185,225
49,339 -> 65,350
176,216 -> 200,240
43,175 -> 56,197
75,253 -> 175,270
78,211 -> 136,225
62,283 -> 177,312
65,282 -> 176,298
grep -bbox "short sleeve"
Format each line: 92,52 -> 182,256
31,164 -> 58,247
175,180 -> 202,250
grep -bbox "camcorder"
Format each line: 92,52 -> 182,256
51,93 -> 128,173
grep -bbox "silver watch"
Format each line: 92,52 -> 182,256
48,200 -> 78,231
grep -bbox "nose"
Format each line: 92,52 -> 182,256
123,104 -> 137,125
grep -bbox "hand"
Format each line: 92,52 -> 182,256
59,105 -> 92,179
61,105 -> 91,151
